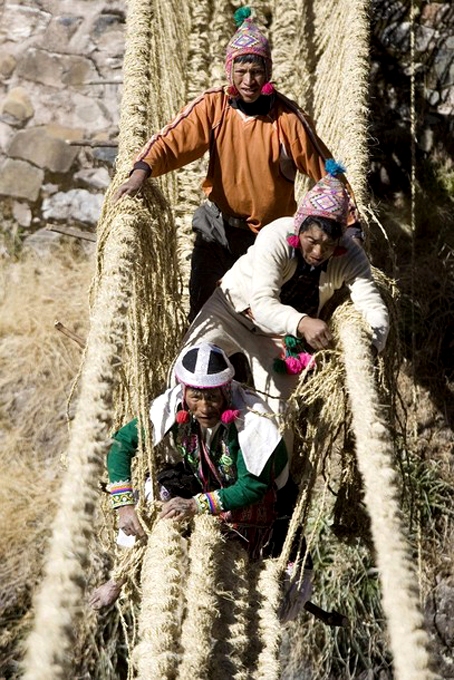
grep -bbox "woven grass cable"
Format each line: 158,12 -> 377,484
310,0 -> 370,215
132,519 -> 187,680
252,559 -> 282,680
177,515 -> 224,680
171,0 -> 213,286
270,0 -> 312,104
22,217 -> 142,680
210,540 -> 250,680
95,0 -> 187,424
209,0 -> 236,86
335,309 -> 439,680
278,267 -> 400,563
186,0 -> 213,99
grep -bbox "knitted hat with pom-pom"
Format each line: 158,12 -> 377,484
225,6 -> 273,95
286,160 -> 349,250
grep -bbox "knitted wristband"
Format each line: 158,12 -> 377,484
194,491 -> 224,515
108,481 -> 135,509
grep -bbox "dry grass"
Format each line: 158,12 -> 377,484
0,245 -> 93,676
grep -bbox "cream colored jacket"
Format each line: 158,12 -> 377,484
220,217 -> 389,352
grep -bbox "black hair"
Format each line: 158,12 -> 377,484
299,215 -> 343,241
233,54 -> 266,67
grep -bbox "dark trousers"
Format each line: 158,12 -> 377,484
188,204 -> 256,322
264,477 -> 313,568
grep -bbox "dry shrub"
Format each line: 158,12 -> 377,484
0,245 -> 93,676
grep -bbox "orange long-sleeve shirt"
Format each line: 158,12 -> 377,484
135,87 -> 335,232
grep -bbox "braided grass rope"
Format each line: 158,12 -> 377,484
171,0 -> 213,287
177,516 -> 225,679
307,0 -> 370,214
22,217 -> 142,680
132,519 -> 187,680
211,540 -> 251,680
336,310 -> 438,680
253,559 -> 282,680
271,0 -> 312,104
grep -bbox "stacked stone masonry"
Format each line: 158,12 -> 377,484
0,0 -> 125,251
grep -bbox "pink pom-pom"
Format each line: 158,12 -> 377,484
285,356 -> 303,374
175,409 -> 190,424
221,409 -> 241,424
287,234 -> 300,249
261,82 -> 275,95
299,352 -> 316,370
227,84 -> 239,97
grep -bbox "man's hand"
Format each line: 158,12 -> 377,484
117,505 -> 146,538
113,168 -> 148,203
159,496 -> 197,521
89,578 -> 124,610
297,316 -> 332,350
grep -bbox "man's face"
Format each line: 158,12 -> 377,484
185,387 -> 225,428
299,224 -> 338,267
232,61 -> 266,103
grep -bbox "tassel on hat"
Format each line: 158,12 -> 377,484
175,409 -> 190,424
221,409 -> 241,424
234,6 -> 252,26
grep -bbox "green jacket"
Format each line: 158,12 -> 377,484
107,418 -> 288,512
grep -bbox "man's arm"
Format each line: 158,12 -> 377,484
248,221 -> 306,337
107,419 -> 146,538
113,89 -> 224,206
336,243 -> 389,352
194,437 -> 288,515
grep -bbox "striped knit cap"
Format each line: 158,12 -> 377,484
225,6 -> 272,84
293,160 -> 349,234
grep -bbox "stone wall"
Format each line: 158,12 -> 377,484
0,0 -> 125,254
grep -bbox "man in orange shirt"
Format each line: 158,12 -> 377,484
114,7 -> 360,320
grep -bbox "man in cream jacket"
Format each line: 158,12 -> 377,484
181,161 -> 389,416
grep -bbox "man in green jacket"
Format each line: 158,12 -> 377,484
90,343 -> 312,616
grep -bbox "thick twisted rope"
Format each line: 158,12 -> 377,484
177,516 -> 225,679
336,310 -> 439,680
22,218 -> 141,680
133,519 -> 187,680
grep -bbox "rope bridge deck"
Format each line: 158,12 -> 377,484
22,2 -> 437,679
